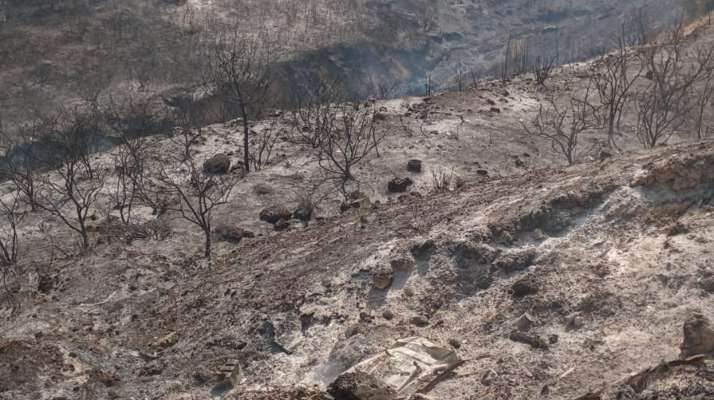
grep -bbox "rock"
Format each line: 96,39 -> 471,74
701,277 -> 714,294
511,276 -> 538,298
373,265 -> 394,290
388,177 -> 414,193
374,112 -> 388,121
203,154 -> 231,174
599,150 -> 613,161
138,361 -> 165,376
476,169 -> 489,176
252,183 -> 274,196
509,331 -> 549,350
293,206 -> 313,222
513,313 -> 536,332
330,337 -> 461,398
340,191 -> 370,213
390,257 -> 415,272
407,159 -> 423,173
328,371 -> 399,400
259,205 -> 292,224
382,310 -> 394,320
410,315 -> 429,327
680,312 -> 714,358
213,225 -> 254,244
410,239 -> 436,258
274,219 -> 290,231
565,313 -> 584,331
667,221 -> 689,236
493,248 -> 537,273
448,338 -> 461,349
152,332 -> 177,349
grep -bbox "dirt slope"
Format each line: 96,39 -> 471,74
1,139 -> 713,399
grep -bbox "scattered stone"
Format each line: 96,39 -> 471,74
680,312 -> 714,358
493,248 -> 537,273
388,177 -> 414,193
138,361 -> 165,376
407,159 -> 423,173
152,332 -> 177,349
259,206 -> 292,224
252,183 -> 274,196
448,338 -> 461,349
382,310 -> 394,320
511,276 -> 538,298
411,239 -> 436,258
490,107 -> 501,113
203,154 -> 231,174
476,169 -> 489,176
410,315 -> 429,327
390,257 -> 415,272
667,221 -> 689,237
513,313 -> 536,332
509,331 -> 549,350
213,225 -> 254,243
373,265 -> 394,290
274,219 -> 290,231
700,277 -> 714,294
293,206 -> 313,222
341,191 -> 370,213
328,371 -> 399,400
565,313 -> 584,331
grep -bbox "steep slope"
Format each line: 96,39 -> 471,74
1,139 -> 713,399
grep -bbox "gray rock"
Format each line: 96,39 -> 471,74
407,159 -> 423,173
274,219 -> 290,231
511,275 -> 538,298
513,313 -> 536,332
373,265 -> 394,290
410,315 -> 429,327
388,177 -> 414,193
493,248 -> 537,273
213,225 -> 254,244
293,206 -> 313,222
509,331 -> 549,350
203,154 -> 231,174
259,206 -> 292,224
328,371 -> 398,400
680,312 -> 714,358
390,257 -> 415,272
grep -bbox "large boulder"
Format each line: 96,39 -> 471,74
680,312 -> 714,358
259,206 -> 292,224
203,154 -> 231,174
